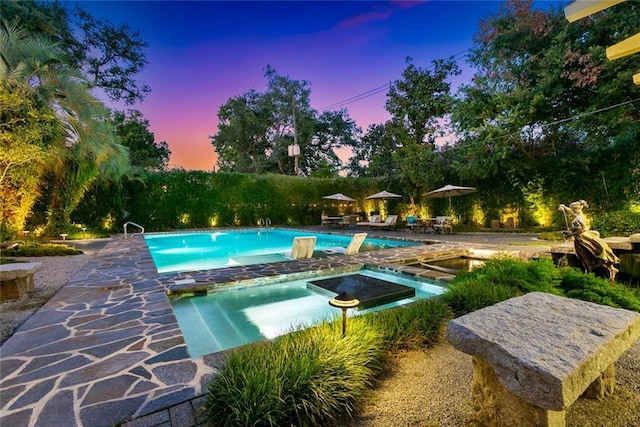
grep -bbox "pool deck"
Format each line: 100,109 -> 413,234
0,229 -> 549,426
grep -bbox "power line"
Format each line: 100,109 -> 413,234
349,96 -> 640,170
321,84 -> 390,111
320,48 -> 472,112
474,97 -> 640,145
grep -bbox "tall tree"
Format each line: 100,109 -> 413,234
452,0 -> 640,213
348,123 -> 401,178
0,22 -> 132,234
1,22 -> 67,234
112,110 -> 171,171
2,1 -> 151,234
212,66 -> 359,176
0,83 -> 56,236
2,0 -> 150,104
386,57 -> 460,151
354,58 -> 460,197
213,90 -> 273,173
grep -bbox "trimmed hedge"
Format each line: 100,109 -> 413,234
115,172 -> 395,231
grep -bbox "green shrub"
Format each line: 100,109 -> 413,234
558,267 -> 640,312
6,244 -> 83,257
361,298 -> 451,351
591,210 -> 640,237
440,257 -> 564,316
471,257 -> 562,294
440,278 -> 520,317
538,231 -> 565,241
0,258 -> 26,265
203,319 -> 384,427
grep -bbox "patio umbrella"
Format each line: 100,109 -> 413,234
424,184 -> 476,209
322,193 -> 356,202
365,190 -> 402,200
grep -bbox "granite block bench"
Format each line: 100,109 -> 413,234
446,292 -> 640,427
0,262 -> 41,302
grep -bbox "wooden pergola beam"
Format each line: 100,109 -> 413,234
606,32 -> 640,60
564,0 -> 626,22
565,0 -> 638,84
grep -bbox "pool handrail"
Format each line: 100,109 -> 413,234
258,217 -> 272,227
124,221 -> 145,238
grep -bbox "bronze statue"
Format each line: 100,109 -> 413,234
558,200 -> 620,281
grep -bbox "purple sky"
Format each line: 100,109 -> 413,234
78,1 -> 521,170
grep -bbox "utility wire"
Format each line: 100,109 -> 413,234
358,96 -> 640,170
470,96 -> 640,145
320,48 -> 472,112
321,84 -> 390,111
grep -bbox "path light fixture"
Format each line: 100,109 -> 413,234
329,291 -> 360,337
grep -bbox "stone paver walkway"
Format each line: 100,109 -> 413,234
0,229 -> 547,426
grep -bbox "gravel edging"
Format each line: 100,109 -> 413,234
0,254 -> 92,345
350,343 -> 474,427
349,340 -> 640,427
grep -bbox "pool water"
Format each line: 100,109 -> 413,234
170,268 -> 445,357
144,228 -> 418,273
422,256 -> 486,273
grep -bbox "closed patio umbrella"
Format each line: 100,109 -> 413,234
424,184 -> 476,209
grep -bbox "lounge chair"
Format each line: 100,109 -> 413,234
283,236 -> 317,259
324,233 -> 367,255
356,214 -> 380,227
431,216 -> 453,234
0,241 -> 20,250
368,215 -> 398,231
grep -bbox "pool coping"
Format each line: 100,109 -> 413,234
0,231 -> 480,427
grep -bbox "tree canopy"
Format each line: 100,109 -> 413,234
2,0 -> 150,104
450,0 -> 639,216
212,65 -> 360,176
112,110 -> 171,172
3,0 -> 639,235
1,1 -> 158,235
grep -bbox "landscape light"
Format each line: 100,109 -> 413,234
329,291 -> 360,337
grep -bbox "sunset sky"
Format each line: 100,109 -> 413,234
77,1 -> 552,171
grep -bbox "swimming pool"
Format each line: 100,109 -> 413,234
170,268 -> 445,357
144,228 -> 419,273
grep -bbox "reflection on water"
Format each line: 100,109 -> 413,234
425,257 -> 486,272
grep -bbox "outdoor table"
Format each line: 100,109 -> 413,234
415,218 -> 437,233
323,216 -> 343,228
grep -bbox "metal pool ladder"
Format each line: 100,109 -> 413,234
258,217 -> 271,227
124,221 -> 145,238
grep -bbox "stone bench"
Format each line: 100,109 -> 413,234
0,262 -> 42,302
446,292 -> 640,427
